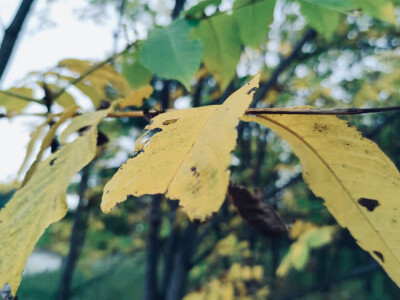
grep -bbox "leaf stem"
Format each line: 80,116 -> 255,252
4,106 -> 400,120
0,89 -> 44,104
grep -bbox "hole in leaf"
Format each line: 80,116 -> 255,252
247,87 -> 257,95
78,126 -> 91,136
358,198 -> 380,212
373,251 -> 384,263
138,128 -> 162,145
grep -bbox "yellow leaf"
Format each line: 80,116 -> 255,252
101,75 -> 260,220
216,234 -> 238,256
37,82 -> 77,108
118,85 -> 153,109
59,109 -> 110,145
59,59 -> 131,100
0,108 -> 110,294
289,220 -> 316,240
16,116 -> 53,180
22,107 -> 78,186
0,88 -> 33,112
243,107 -> 400,286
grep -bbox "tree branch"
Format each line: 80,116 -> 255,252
251,28 -> 317,107
5,105 -> 400,120
0,0 -> 35,84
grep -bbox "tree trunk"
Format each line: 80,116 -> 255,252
0,0 -> 36,84
165,222 -> 199,300
56,165 -> 92,300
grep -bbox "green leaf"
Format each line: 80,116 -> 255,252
299,0 -> 396,24
299,0 -> 356,11
122,50 -> 153,89
192,14 -> 241,90
0,108 -> 110,295
185,0 -> 222,19
351,0 -> 396,24
139,19 -> 203,90
233,0 -> 276,48
299,1 -> 340,39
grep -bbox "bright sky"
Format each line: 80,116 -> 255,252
0,0 -> 118,182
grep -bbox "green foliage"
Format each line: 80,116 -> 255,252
299,1 -> 340,39
233,0 -> 276,48
122,50 -> 152,89
192,14 -> 241,90
139,19 -> 203,90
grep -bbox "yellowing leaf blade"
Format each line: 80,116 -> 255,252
102,75 -> 260,219
0,108 -> 110,294
118,85 -> 153,109
243,108 -> 400,286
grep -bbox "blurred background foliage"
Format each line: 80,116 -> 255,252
2,0 -> 400,299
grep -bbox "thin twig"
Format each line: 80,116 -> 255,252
4,106 -> 400,120
246,106 -> 400,115
251,28 -> 317,107
0,89 -> 44,104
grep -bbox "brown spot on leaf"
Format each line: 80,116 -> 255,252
313,123 -> 328,133
49,158 -> 57,166
191,166 -> 199,178
358,198 -> 380,212
373,251 -> 384,263
162,119 -> 178,125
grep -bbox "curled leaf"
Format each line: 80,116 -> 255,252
228,185 -> 287,236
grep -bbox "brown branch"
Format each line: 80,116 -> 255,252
246,106 -> 400,115
5,105 -> 400,120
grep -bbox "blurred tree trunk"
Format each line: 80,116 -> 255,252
56,165 -> 92,300
0,0 -> 35,85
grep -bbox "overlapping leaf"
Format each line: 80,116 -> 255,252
299,0 -> 396,24
192,14 -> 241,90
243,108 -> 400,286
101,75 -> 260,220
139,19 -> 203,90
228,185 -> 287,236
0,108 -> 110,295
299,1 -> 340,39
118,85 -> 153,109
233,0 -> 276,48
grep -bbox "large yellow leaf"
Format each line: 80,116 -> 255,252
101,75 -> 260,220
243,108 -> 400,286
0,109 -> 110,295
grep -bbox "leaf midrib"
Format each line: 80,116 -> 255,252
258,114 -> 398,263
